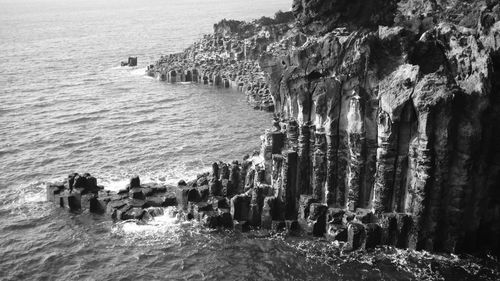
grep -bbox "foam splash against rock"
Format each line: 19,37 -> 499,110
46,0 -> 500,258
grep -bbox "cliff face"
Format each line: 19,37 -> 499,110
48,0 -> 500,256
260,0 -> 500,254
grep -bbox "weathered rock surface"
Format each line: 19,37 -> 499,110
257,0 -> 500,254
146,12 -> 296,112
47,0 -> 500,256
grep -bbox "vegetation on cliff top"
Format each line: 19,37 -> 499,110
214,10 -> 294,38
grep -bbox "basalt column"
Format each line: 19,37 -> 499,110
261,130 -> 273,184
436,92 -> 479,252
272,155 -> 284,198
392,103 -> 418,213
346,94 -> 365,211
169,70 -> 177,83
283,150 -> 298,219
287,119 -> 299,151
229,161 -> 241,197
337,96 -> 350,208
423,101 -> 450,251
309,124 -> 316,194
239,157 -> 252,194
326,120 -> 339,206
312,128 -> 327,203
192,69 -> 199,82
185,70 -> 193,82
373,111 -> 398,213
297,123 -> 311,195
406,110 -> 432,250
362,98 -> 379,209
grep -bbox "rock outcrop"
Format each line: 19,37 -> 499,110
146,13 -> 296,111
258,0 -> 500,254
47,0 -> 500,256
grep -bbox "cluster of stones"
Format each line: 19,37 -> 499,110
46,173 -> 177,221
145,21 -> 292,112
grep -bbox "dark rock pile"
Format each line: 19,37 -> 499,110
47,174 -> 177,220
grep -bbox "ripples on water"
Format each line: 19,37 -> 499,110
1,0 -> 499,280
0,0 -> 286,189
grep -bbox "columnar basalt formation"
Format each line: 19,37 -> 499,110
257,0 -> 500,254
47,1 -> 500,256
146,15 -> 295,111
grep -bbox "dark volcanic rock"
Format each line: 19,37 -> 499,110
348,222 -> 367,251
256,0 -> 500,255
130,176 -> 141,188
129,187 -> 145,200
46,0 -> 500,256
230,194 -> 251,221
292,0 -> 398,34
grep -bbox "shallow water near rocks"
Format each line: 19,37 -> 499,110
0,0 -> 499,280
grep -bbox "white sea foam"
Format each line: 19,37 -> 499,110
110,207 -> 200,245
129,67 -> 147,76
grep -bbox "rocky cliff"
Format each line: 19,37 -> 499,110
258,0 -> 500,254
146,13 -> 295,111
47,0 -> 500,257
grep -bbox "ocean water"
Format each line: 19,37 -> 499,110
0,0 -> 499,280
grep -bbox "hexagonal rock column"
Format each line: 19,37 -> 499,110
312,129 -> 327,203
230,194 -> 251,221
307,203 -> 328,237
261,196 -> 278,229
282,151 -> 298,220
347,222 -> 366,251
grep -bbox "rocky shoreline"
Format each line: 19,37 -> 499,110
145,15 -> 295,112
47,0 -> 500,256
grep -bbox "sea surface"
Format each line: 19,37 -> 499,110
0,0 -> 499,280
